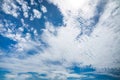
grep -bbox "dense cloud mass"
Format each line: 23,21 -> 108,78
0,0 -> 120,80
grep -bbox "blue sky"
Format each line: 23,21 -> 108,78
0,0 -> 120,80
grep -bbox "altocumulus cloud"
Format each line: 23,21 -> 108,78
0,0 -> 120,80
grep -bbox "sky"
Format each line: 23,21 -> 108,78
0,0 -> 120,80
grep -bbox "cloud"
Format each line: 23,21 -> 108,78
0,0 -> 120,79
41,5 -> 47,13
16,0 -> 30,18
45,0 -> 120,68
1,0 -> 43,20
5,73 -> 31,80
30,0 -> 36,5
2,0 -> 20,18
48,0 -> 99,20
33,9 -> 42,19
0,19 -> 41,56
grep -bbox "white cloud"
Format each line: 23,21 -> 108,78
41,5 -> 47,13
33,9 -> 42,19
2,0 -> 44,20
2,0 -> 20,18
5,74 -> 17,79
20,18 -> 28,27
16,0 -> 30,18
18,27 -> 24,32
30,0 -> 35,5
33,29 -> 38,36
0,23 -> 4,32
48,0 -> 98,20
5,73 -> 31,80
45,0 -> 120,69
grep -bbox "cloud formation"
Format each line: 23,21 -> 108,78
0,0 -> 120,79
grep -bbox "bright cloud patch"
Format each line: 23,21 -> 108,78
2,0 -> 20,18
33,9 -> 42,19
41,5 -> 47,13
0,0 -> 120,80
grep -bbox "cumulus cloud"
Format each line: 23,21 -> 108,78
41,5 -> 47,13
30,0 -> 36,5
0,19 -> 41,57
16,0 -> 30,18
2,0 -> 20,18
33,9 -> 42,19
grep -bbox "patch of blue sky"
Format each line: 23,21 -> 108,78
27,0 -> 64,28
92,0 -> 107,25
67,73 -> 120,80
0,8 -> 22,29
42,0 -> 63,26
79,73 -> 120,80
69,65 -> 95,74
26,49 -> 39,55
45,60 -> 62,65
0,68 -> 11,80
0,35 -> 16,51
